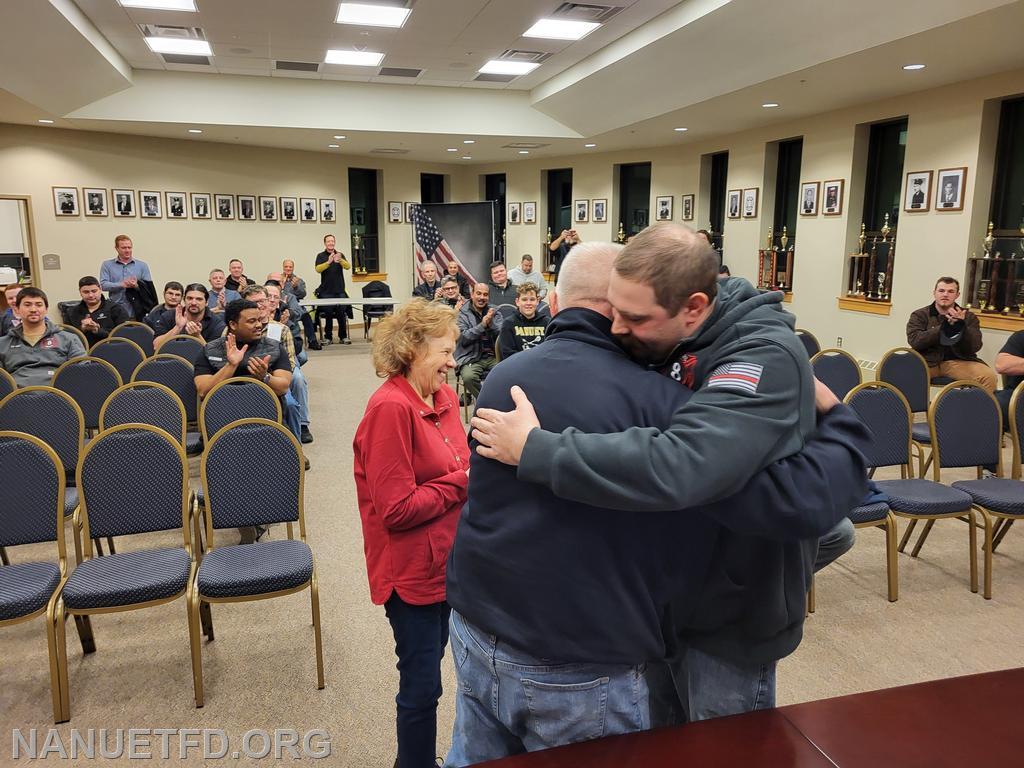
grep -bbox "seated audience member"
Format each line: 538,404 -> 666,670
208,269 -> 241,313
994,329 -> 1024,429
282,259 -> 320,351
906,276 -> 996,391
263,282 -> 313,444
507,255 -> 547,299
1,284 -> 22,335
487,261 -> 517,307
412,261 -> 443,301
266,274 -> 305,355
225,258 -> 251,292
438,276 -> 464,310
456,283 -> 501,400
496,283 -> 549,359
67,275 -> 129,346
0,287 -> 86,385
447,259 -> 471,298
152,283 -> 225,348
719,264 -> 731,279
143,281 -> 184,330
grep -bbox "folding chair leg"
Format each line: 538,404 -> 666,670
93,537 -> 104,556
75,614 -> 96,654
884,513 -> 899,602
47,597 -> 68,723
968,510 -> 979,594
106,536 -> 116,555
311,570 -> 325,690
898,518 -> 918,553
979,509 -> 993,599
911,519 -> 935,558
54,598 -> 71,722
806,577 -> 815,614
200,601 -> 214,641
187,586 -> 205,708
992,518 -> 1014,552
0,546 -> 8,566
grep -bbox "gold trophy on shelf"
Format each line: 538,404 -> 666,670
352,232 -> 367,274
858,222 -> 866,254
616,222 -> 626,244
1015,280 -> 1024,315
545,226 -> 552,245
983,221 -> 994,258
880,213 -> 891,242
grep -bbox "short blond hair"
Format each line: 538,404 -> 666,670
114,234 -> 131,247
372,299 -> 457,378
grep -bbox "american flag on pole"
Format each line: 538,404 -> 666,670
411,204 -> 477,287
706,362 -> 764,394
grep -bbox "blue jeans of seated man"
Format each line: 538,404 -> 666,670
444,610 -> 649,767
283,392 -> 302,441
290,364 -> 310,427
814,516 -> 856,572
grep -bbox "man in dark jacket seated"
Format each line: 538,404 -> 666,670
66,275 -> 129,347
412,260 -> 443,301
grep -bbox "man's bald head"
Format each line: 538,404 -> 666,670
267,271 -> 284,283
551,242 -> 623,318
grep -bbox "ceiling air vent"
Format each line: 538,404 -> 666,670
276,60 -> 320,72
161,53 -> 210,65
502,142 -> 549,149
378,67 -> 422,78
138,23 -> 206,40
371,148 -> 410,154
474,73 -> 516,83
550,3 -> 624,22
495,49 -> 552,64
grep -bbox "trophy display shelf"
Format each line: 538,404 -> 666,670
352,272 -> 388,283
965,223 -> 1024,330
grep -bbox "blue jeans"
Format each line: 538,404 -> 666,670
283,392 -> 302,441
290,364 -> 310,427
384,595 -> 450,768
445,610 -> 649,767
814,517 -> 856,573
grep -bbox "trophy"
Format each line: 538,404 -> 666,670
858,222 -> 866,254
616,222 -> 626,244
880,213 -> 891,242
977,279 -> 992,312
780,226 -> 789,252
983,221 -> 994,258
766,228 -> 774,250
876,271 -> 886,300
855,279 -> 863,296
352,232 -> 366,274
545,226 -> 552,245
1015,280 -> 1024,315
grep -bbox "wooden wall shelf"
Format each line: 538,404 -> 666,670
976,313 -> 1024,331
352,272 -> 388,283
837,296 -> 892,316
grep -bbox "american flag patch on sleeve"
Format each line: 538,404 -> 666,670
706,362 -> 764,394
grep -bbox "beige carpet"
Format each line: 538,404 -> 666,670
2,341 -> 1023,766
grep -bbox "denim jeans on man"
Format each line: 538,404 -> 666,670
444,610 -> 649,767
385,594 -> 450,768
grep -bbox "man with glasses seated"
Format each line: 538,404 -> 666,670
143,281 -> 184,331
262,282 -> 314,446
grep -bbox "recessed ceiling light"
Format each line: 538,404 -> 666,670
584,143 -> 596,148
145,37 -> 212,56
333,135 -> 346,139
119,0 -> 196,10
673,127 -> 688,132
328,144 -> 339,148
523,19 -> 600,41
335,2 -> 411,28
462,156 -> 472,160
761,102 -> 779,108
902,63 -> 926,71
479,60 -> 539,76
37,119 -> 54,124
325,49 -> 384,66
188,128 -> 203,133
463,139 -> 475,144
518,150 -> 529,154
446,148 -> 458,152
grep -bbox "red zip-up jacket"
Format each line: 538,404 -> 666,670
353,375 -> 469,605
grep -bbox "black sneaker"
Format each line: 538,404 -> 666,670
304,456 -> 311,471
301,425 -> 314,444
308,339 -> 323,351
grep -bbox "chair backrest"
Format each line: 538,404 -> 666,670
0,431 -> 66,558
199,377 -> 282,443
844,382 -> 913,470
1010,381 -> 1024,480
928,381 -> 1002,476
60,323 -> 89,351
362,280 -> 391,299
99,382 -> 186,445
0,368 -> 15,401
0,386 -> 83,478
52,357 -> 123,430
57,301 -> 77,324
156,334 -> 205,364
877,346 -> 930,413
795,329 -> 821,359
132,354 -> 198,423
111,321 -> 155,357
90,337 -> 146,384
201,418 -> 303,534
494,303 -> 517,325
811,348 -> 862,400
78,424 -> 189,546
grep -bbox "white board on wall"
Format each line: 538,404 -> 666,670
0,200 -> 26,254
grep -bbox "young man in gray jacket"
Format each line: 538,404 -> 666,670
0,287 -> 86,386
455,282 -> 502,399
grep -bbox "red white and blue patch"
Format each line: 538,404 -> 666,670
706,362 -> 763,394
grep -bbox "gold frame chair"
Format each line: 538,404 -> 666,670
991,381 -> 1024,551
52,356 -> 124,434
110,320 -> 156,357
876,346 -> 932,477
794,327 -> 821,358
197,376 -> 282,444
60,323 -> 89,350
0,366 -> 16,396
810,348 -> 862,399
89,336 -> 147,383
98,381 -> 187,446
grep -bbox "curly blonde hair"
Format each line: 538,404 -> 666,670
372,298 -> 457,378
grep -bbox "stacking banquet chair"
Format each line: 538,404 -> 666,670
52,357 -> 123,434
60,324 -> 89,351
990,381 -> 1024,553
878,347 -> 933,477
0,367 -> 16,400
795,328 -> 821,359
189,418 -> 324,707
132,355 -> 202,455
0,431 -> 74,722
99,382 -> 186,445
156,335 -> 204,365
54,424 -> 199,721
110,320 -> 155,357
811,348 -> 862,400
90,337 -> 146,386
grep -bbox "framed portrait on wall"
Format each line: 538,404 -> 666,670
523,201 -> 537,224
902,171 -> 932,212
259,196 -> 278,221
300,197 -> 317,222
320,198 -> 336,223
140,191 -> 162,218
742,188 -> 758,219
112,189 -> 135,217
166,192 -> 187,219
238,195 -> 256,220
215,194 -> 234,220
353,208 -> 365,226
508,202 -> 521,225
191,193 -> 211,219
592,199 -> 607,223
935,167 -> 967,211
799,182 -> 819,216
822,179 -> 844,216
405,202 -> 417,223
574,199 -> 589,223
83,188 -> 108,216
727,189 -> 741,219
681,194 -> 694,221
656,196 -> 673,221
52,187 -> 79,216
279,197 -> 297,221
388,201 -> 402,223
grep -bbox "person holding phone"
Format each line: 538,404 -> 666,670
548,229 -> 581,282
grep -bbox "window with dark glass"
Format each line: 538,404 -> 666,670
484,173 -> 507,256
617,162 -> 651,238
761,138 -> 802,292
708,151 -> 729,253
421,173 -> 445,204
348,167 -> 380,273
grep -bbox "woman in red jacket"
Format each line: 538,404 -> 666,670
353,299 -> 470,768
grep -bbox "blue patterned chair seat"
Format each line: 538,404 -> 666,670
952,479 -> 1024,516
185,432 -> 202,455
0,561 -> 61,620
874,479 -> 972,515
197,539 -> 313,598
62,547 -> 191,610
64,487 -> 79,517
848,502 -> 890,525
911,423 -> 931,444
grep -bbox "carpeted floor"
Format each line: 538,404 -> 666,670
2,341 -> 1023,765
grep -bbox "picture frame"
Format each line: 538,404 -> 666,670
405,202 -> 416,224
300,198 -> 317,222
166,192 -> 187,219
320,198 -> 336,223
259,195 -> 278,221
574,199 -> 589,224
191,192 -> 211,219
508,202 -> 521,225
681,194 -> 694,222
523,201 -> 537,224
140,191 -> 162,218
52,187 -> 79,216
83,188 -> 108,217
238,195 -> 256,221
655,195 -> 673,222
935,167 -> 967,212
353,208 -> 365,227
388,201 -> 402,223
592,199 -> 607,223
742,188 -> 758,219
279,196 -> 297,221
215,194 -> 235,220
902,171 -> 932,213
822,179 -> 844,216
727,189 -> 741,219
112,189 -> 136,217
799,182 -> 820,216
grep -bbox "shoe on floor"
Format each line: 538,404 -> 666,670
323,338 -> 332,346
301,425 -> 314,444
304,456 -> 311,471
308,340 -> 323,351
340,338 -> 351,345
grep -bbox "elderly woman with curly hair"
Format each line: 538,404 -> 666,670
353,298 -> 470,768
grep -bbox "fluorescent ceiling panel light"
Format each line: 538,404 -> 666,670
333,135 -> 346,139
523,19 -> 599,41
38,119 -> 55,124
145,37 -> 212,56
903,63 -> 925,70
478,60 -> 539,76
188,128 -> 202,133
446,148 -> 458,152
462,156 -> 471,160
120,0 -> 197,10
463,139 -> 475,144
519,150 -> 529,154
761,102 -> 779,108
328,144 -> 339,148
673,127 -> 688,132
325,49 -> 384,66
335,3 -> 411,28
584,143 -> 596,148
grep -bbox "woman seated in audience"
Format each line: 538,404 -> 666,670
352,299 -> 469,768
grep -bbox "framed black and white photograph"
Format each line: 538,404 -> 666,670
166,192 -> 187,219
727,189 -> 741,219
52,187 -> 79,216
388,201 -> 402,223
935,167 -> 967,211
191,192 -> 211,219
405,202 -> 416,224
742,188 -> 758,219
280,197 -> 297,221
112,189 -> 135,217
238,195 -> 256,221
508,202 -> 521,225
523,201 -> 537,224
259,195 -> 278,221
320,198 -> 336,223
902,171 -> 932,212
299,197 -> 317,222
574,199 -> 589,224
592,199 -> 607,223
822,179 -> 844,216
215,194 -> 234,220
84,188 -> 108,217
681,194 -> 694,222
656,195 -> 673,221
800,182 -> 819,216
353,208 -> 366,226
140,191 -> 162,218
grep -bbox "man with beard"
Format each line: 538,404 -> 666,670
455,283 -> 500,400
153,283 -> 225,349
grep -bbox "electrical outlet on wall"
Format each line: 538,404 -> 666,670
836,337 -> 843,347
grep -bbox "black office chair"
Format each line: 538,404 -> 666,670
361,281 -> 393,339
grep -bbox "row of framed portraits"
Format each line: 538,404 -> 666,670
901,167 -> 968,213
51,187 -> 338,222
797,180 -> 846,217
388,201 -> 421,224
